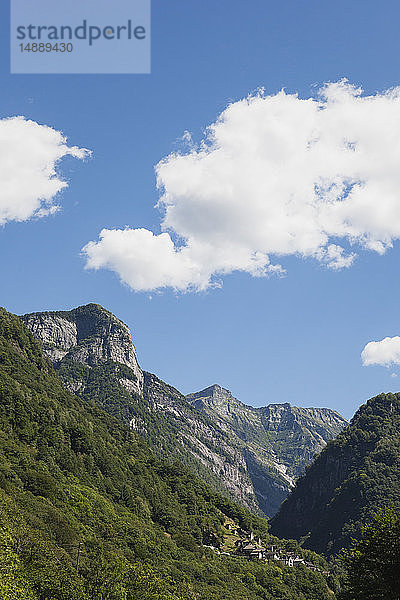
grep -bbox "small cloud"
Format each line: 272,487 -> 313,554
0,116 -> 90,226
391,372 -> 398,378
361,336 -> 400,367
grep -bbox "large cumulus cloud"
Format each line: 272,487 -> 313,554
83,81 -> 400,292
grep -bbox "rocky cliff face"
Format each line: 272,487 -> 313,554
22,303 -> 347,518
22,304 -> 143,396
187,385 -> 347,515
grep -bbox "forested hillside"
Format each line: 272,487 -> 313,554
0,307 -> 333,599
271,392 -> 400,556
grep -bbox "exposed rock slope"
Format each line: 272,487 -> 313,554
142,373 -> 258,511
187,385 -> 347,515
22,303 -> 347,517
22,304 -> 143,396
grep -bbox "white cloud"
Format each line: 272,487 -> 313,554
361,337 -> 400,367
0,116 -> 90,225
83,80 -> 400,292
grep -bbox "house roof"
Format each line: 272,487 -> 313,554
243,543 -> 265,552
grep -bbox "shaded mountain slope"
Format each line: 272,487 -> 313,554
271,392 -> 400,555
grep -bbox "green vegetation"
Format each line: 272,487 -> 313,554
57,358 -> 140,421
271,392 -> 400,555
339,505 -> 400,600
0,307 -> 333,599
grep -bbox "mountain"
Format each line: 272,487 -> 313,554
22,305 -> 260,514
22,303 -> 143,396
270,392 -> 400,556
187,385 -> 347,516
22,304 -> 346,517
0,307 -> 334,600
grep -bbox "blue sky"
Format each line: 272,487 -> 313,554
2,0 -> 400,419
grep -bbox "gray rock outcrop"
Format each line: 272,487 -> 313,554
22,304 -> 143,396
187,384 -> 347,515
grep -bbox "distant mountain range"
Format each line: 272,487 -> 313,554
22,303 -> 347,517
271,391 -> 400,555
186,384 -> 347,515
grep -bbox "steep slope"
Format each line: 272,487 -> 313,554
22,304 -> 346,517
187,385 -> 347,516
0,307 -> 334,600
141,373 -> 258,511
271,392 -> 400,556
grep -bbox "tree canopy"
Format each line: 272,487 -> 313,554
340,505 -> 400,600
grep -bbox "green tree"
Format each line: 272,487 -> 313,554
340,506 -> 400,600
0,528 -> 38,600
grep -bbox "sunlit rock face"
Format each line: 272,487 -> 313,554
22,304 -> 143,396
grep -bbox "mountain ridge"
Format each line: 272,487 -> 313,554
187,384 -> 347,513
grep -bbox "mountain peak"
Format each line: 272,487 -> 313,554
199,384 -> 232,397
187,384 -> 238,413
21,304 -> 143,395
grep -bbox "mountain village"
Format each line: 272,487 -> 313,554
204,521 -> 329,574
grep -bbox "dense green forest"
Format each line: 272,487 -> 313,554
0,307 -> 333,599
271,391 -> 400,555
